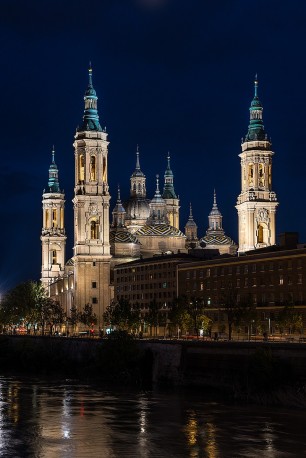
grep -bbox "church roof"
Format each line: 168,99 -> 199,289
136,223 -> 185,237
200,234 -> 236,246
110,227 -> 140,244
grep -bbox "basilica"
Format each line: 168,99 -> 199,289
42,67 -> 278,323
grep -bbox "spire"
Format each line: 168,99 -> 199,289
185,203 -> 197,227
245,74 -> 267,142
162,152 -> 177,199
155,174 -> 161,197
209,189 -> 221,216
112,184 -> 126,227
147,174 -> 168,225
47,146 -> 60,193
208,189 -> 223,232
78,63 -> 102,132
185,202 -> 198,243
131,145 -> 145,177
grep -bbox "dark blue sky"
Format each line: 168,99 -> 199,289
1,0 -> 306,292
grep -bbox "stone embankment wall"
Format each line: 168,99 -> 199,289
3,336 -> 306,388
140,340 -> 306,388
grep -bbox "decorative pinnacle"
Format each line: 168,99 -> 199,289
136,145 -> 140,170
213,189 -> 217,207
254,73 -> 258,97
117,184 -> 121,202
156,174 -> 160,194
52,145 -> 55,163
189,202 -> 193,218
88,61 -> 93,87
167,152 -> 171,169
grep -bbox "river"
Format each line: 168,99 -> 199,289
0,376 -> 305,457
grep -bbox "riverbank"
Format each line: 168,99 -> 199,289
1,335 -> 306,406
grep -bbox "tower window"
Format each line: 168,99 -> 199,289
102,157 -> 107,182
258,225 -> 264,243
90,220 -> 99,239
52,250 -> 57,265
79,154 -> 85,182
52,209 -> 57,227
90,156 -> 96,181
92,297 -> 98,304
92,281 -> 97,288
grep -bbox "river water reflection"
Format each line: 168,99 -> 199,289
0,376 -> 305,457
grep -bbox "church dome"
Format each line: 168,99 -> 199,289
123,197 -> 150,221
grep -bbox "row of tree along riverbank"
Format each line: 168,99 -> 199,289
1,334 -> 306,406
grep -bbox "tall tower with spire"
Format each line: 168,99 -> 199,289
162,153 -> 180,229
41,147 -> 66,290
236,76 -> 278,253
72,65 -> 111,324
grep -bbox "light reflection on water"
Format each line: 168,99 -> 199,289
0,376 -> 305,457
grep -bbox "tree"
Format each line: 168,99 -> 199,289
46,300 -> 66,335
0,281 -> 47,332
169,295 -> 191,337
221,282 -> 242,341
146,299 -> 160,337
79,303 -> 97,333
187,297 -> 211,339
69,305 -> 80,334
278,304 -> 303,335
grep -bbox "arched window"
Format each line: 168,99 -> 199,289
90,156 -> 96,181
90,220 -> 99,239
258,225 -> 264,244
52,250 -> 57,265
248,164 -> 254,185
102,157 -> 107,182
79,154 -> 85,182
45,209 -> 49,228
52,209 -> 57,227
259,163 -> 264,186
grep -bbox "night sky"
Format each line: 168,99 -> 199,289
1,0 -> 306,293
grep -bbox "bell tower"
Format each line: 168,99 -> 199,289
41,147 -> 66,290
72,64 -> 111,325
236,76 -> 278,253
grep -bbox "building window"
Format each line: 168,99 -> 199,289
298,274 -> 303,284
52,250 -> 57,265
236,279 -> 240,287
236,266 -> 240,274
244,265 -> 248,274
244,278 -> 248,287
92,297 -> 98,304
200,282 -> 204,291
257,225 -> 264,243
252,278 -> 256,287
206,269 -> 211,278
90,156 -> 96,181
90,220 -> 99,239
252,264 -> 256,273
279,274 -> 283,285
92,281 -> 97,288
93,261 -> 96,267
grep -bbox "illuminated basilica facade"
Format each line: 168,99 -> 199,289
41,69 -> 278,325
